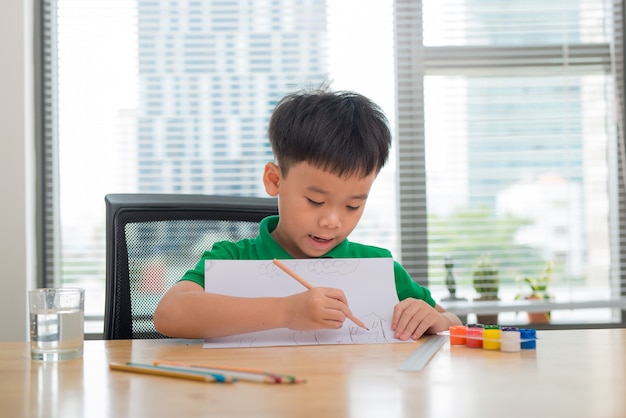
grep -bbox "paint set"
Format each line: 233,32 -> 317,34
439,324 -> 537,352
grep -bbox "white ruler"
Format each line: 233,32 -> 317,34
398,335 -> 448,372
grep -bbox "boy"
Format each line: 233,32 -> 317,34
153,88 -> 461,340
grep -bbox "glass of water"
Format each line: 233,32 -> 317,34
28,288 -> 85,361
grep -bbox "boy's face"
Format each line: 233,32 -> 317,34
263,161 -> 377,258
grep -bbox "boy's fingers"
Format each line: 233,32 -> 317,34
306,287 -> 351,323
392,299 -> 412,329
321,287 -> 349,304
393,307 -> 413,339
411,320 -> 432,340
393,299 -> 437,340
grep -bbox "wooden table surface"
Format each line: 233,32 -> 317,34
1,329 -> 625,418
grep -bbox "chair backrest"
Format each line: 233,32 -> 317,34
104,193 -> 278,339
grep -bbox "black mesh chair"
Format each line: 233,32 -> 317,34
103,193 -> 278,339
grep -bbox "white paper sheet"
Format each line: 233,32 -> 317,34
202,258 -> 408,348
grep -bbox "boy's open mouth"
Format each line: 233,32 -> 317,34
311,235 -> 332,243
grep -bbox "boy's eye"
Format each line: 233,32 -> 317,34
346,205 -> 360,211
307,198 -> 323,206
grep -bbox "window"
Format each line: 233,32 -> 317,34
396,0 -> 625,326
40,0 -> 396,335
41,0 -> 625,336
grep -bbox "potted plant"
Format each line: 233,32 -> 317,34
472,254 -> 500,324
515,262 -> 554,324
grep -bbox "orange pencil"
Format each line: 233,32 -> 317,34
272,258 -> 369,331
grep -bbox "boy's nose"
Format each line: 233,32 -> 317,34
319,210 -> 341,229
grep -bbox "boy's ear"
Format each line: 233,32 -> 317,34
263,162 -> 281,196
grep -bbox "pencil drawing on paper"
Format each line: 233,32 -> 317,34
212,312 -> 395,348
233,337 -> 257,348
348,313 -> 390,344
259,258 -> 362,281
202,257 -> 403,348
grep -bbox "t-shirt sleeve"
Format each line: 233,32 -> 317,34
179,255 -> 206,287
179,241 -> 240,287
393,261 -> 436,307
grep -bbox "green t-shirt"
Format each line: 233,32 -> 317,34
181,215 -> 436,306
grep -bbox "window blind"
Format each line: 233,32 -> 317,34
40,0 -> 61,289
396,0 -> 625,325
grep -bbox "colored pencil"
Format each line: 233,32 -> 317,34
109,362 -> 236,383
272,258 -> 369,331
153,363 -> 283,384
154,360 -> 306,384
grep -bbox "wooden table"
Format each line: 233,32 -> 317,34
1,329 -> 625,418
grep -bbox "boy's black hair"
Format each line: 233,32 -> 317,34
268,88 -> 391,178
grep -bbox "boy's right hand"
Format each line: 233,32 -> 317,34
283,287 -> 354,331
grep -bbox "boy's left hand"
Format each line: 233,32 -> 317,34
391,298 -> 454,341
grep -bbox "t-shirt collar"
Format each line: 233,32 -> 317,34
258,215 -> 350,259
